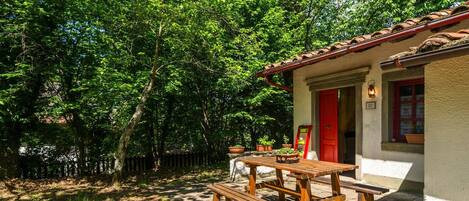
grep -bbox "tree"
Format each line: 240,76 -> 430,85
113,22 -> 164,185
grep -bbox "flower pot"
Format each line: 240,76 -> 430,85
256,144 -> 265,152
264,145 -> 273,151
282,144 -> 292,148
228,146 -> 245,154
405,134 -> 424,144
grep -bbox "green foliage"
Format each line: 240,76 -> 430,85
257,135 -> 276,146
283,135 -> 290,144
232,145 -> 244,148
1,0 -> 464,178
276,147 -> 297,155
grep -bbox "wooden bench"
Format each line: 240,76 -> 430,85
207,183 -> 264,201
311,176 -> 389,201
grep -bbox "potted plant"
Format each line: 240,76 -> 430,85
256,144 -> 265,152
282,135 -> 292,148
405,134 -> 424,144
405,125 -> 424,144
275,148 -> 299,163
258,135 -> 275,151
228,145 -> 245,154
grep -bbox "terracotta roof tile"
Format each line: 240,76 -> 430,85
350,34 -> 372,44
264,2 -> 469,71
451,4 -> 469,14
390,29 -> 469,59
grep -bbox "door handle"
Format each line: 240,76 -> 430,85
325,124 -> 331,129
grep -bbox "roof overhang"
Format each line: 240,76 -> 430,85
380,43 -> 469,70
257,11 -> 469,78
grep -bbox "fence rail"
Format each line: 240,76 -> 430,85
19,152 -> 226,179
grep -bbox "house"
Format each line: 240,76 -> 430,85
257,3 -> 469,201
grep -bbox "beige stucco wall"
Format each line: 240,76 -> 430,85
292,20 -> 469,191
424,55 -> 469,201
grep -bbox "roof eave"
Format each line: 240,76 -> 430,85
380,43 -> 469,70
257,10 -> 469,77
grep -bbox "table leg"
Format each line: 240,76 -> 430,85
297,177 -> 312,201
276,169 -> 285,201
248,165 -> 257,195
213,192 -> 220,201
331,172 -> 341,196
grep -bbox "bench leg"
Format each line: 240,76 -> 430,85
276,169 -> 286,201
357,192 -> 374,201
213,192 -> 221,201
294,182 -> 300,201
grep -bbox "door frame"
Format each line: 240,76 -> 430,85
306,67 -> 368,179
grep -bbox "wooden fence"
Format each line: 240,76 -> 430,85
19,152 -> 226,179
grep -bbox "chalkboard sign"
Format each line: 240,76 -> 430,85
294,125 -> 312,159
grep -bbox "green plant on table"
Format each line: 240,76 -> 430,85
258,135 -> 275,146
276,148 -> 297,155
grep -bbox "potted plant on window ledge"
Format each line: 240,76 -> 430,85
405,125 -> 424,144
405,134 -> 424,144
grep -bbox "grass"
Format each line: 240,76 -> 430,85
0,162 -> 229,201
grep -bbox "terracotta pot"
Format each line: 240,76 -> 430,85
264,145 -> 273,151
405,134 -> 424,144
256,144 -> 265,152
282,144 -> 292,148
228,146 -> 245,154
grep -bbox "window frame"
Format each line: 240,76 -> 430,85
392,78 -> 424,142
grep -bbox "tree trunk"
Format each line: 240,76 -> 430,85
200,100 -> 213,153
0,122 -> 21,178
157,95 -> 175,159
112,24 -> 163,186
146,114 -> 157,169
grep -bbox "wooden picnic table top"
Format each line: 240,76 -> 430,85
238,156 -> 358,178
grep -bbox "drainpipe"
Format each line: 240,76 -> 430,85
257,10 -> 469,91
265,75 -> 292,92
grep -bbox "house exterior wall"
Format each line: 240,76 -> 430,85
291,20 -> 469,192
424,54 -> 469,201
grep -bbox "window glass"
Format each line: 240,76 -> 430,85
400,120 -> 413,136
394,78 -> 424,141
399,86 -> 413,101
400,103 -> 412,118
416,84 -> 424,101
416,102 -> 424,119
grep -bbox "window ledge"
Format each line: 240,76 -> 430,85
381,142 -> 424,154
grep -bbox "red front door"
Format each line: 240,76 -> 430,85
319,89 -> 338,162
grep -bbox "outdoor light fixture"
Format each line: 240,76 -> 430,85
368,80 -> 376,98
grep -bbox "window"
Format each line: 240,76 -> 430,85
393,78 -> 424,142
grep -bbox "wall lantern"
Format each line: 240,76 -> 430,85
368,80 -> 376,98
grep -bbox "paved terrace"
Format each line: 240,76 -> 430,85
167,174 -> 423,201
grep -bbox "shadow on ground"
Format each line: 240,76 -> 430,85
0,162 -> 423,201
0,162 -> 228,201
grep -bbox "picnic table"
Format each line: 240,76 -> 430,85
238,156 -> 357,201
